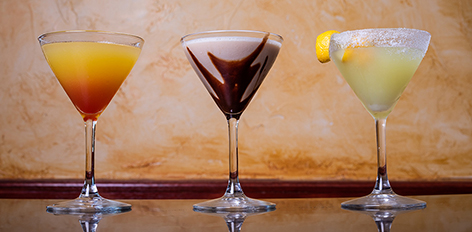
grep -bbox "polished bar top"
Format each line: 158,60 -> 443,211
1,194 -> 471,231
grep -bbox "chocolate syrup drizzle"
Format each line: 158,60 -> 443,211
187,34 -> 271,119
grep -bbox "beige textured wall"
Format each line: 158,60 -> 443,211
1,0 -> 471,181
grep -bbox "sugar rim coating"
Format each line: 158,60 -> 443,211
330,28 -> 431,54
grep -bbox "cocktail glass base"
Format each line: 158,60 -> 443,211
47,196 -> 131,214
341,192 -> 426,210
193,194 -> 275,213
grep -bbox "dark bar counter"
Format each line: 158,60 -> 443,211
1,194 -> 471,231
2,179 -> 472,199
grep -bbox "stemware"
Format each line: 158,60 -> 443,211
38,30 -> 144,213
181,30 -> 283,212
328,28 -> 431,210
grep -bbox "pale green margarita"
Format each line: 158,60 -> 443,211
331,46 -> 424,118
327,28 -> 431,210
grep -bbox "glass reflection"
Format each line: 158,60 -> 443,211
344,207 -> 423,232
194,208 -> 275,232
48,209 -> 131,232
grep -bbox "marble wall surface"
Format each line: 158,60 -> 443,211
1,0 -> 471,181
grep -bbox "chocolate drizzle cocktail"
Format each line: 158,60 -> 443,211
181,30 -> 283,212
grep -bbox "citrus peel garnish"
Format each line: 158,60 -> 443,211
342,49 -> 354,62
316,30 -> 339,63
342,37 -> 371,62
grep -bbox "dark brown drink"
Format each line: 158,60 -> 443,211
183,34 -> 281,118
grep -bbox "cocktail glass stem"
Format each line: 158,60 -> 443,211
193,115 -> 275,212
46,117 -> 131,213
80,118 -> 100,198
224,117 -> 244,198
373,118 -> 393,194
341,117 -> 426,210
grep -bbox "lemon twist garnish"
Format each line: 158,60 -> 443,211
316,30 -> 339,63
342,49 -> 354,62
342,38 -> 371,62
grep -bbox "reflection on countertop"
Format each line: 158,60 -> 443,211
0,194 -> 471,231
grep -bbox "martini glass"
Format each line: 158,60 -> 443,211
181,30 -> 283,212
329,28 -> 431,210
38,30 -> 144,213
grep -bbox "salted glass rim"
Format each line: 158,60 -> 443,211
38,30 -> 144,48
330,28 -> 431,53
180,29 -> 284,44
